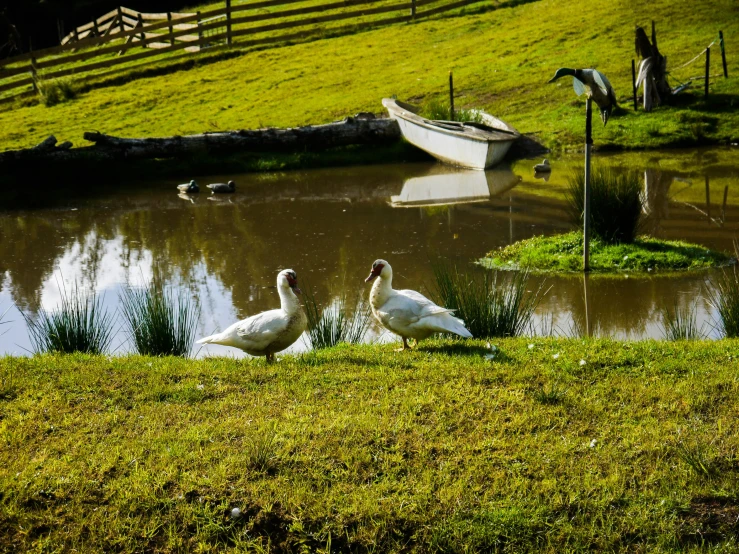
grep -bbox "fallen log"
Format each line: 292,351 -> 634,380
0,114 -> 401,167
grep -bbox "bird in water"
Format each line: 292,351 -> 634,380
196,269 -> 306,362
365,259 -> 472,351
548,68 -> 617,126
208,180 -> 236,193
177,180 -> 199,193
533,159 -> 551,173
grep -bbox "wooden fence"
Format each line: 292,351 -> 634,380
0,0 -> 490,100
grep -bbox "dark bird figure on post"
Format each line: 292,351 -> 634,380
549,68 -> 617,125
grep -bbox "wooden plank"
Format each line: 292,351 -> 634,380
415,0 -> 480,18
120,6 -> 140,17
229,1 -> 408,37
0,76 -> 34,94
231,12 -> 408,44
40,35 -> 212,82
0,11 -> 204,66
228,0 -> 389,28
12,16 -> 224,76
173,23 -> 199,31
121,15 -> 139,27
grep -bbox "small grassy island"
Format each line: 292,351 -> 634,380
483,231 -> 733,274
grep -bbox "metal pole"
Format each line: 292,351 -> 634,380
583,273 -> 591,337
720,31 -> 728,78
584,97 -> 593,272
705,47 -> 710,98
449,70 -> 454,121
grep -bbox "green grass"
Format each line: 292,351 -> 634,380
0,0 -> 737,153
433,262 -> 545,338
707,266 -> 739,338
21,284 -> 115,354
483,231 -> 732,274
4,339 -> 739,551
661,301 -> 704,341
566,165 -> 643,244
303,284 -> 373,349
119,278 -> 201,357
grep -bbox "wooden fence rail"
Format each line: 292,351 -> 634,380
0,0 -> 488,101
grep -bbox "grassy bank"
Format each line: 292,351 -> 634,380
483,232 -> 732,274
3,340 -> 739,551
0,0 -> 737,153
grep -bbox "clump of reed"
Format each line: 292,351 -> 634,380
707,266 -> 739,338
421,97 -> 484,123
23,284 -> 114,354
433,263 -> 546,339
661,301 -> 703,341
565,166 -> 643,244
303,285 -> 372,350
36,77 -> 77,107
119,278 -> 201,357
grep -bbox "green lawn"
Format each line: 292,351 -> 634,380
3,340 -> 739,551
0,0 -> 737,152
483,231 -> 733,273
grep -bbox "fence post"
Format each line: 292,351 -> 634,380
118,6 -> 125,33
719,30 -> 728,78
57,19 -> 64,43
631,59 -> 637,110
705,46 -> 710,98
29,55 -> 38,93
168,12 -> 175,46
651,20 -> 657,50
226,0 -> 232,46
93,18 -> 100,37
411,0 -> 416,19
138,13 -> 146,47
73,26 -> 80,42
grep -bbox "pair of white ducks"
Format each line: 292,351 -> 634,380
196,260 -> 472,361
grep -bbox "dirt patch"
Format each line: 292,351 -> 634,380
677,495 -> 739,545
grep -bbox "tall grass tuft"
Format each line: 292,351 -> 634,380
661,301 -> 703,340
433,263 -> 546,338
421,97 -> 484,123
303,285 -> 372,350
36,77 -> 77,107
119,278 -> 201,357
707,266 -> 739,338
23,284 -> 114,354
565,166 -> 643,244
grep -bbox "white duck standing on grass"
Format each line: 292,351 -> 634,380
365,259 -> 472,351
196,269 -> 307,362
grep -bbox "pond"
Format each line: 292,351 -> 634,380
1,147 -> 737,356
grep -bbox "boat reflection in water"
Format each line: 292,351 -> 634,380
389,164 -> 521,208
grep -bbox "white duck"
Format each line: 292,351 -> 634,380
365,259 -> 472,350
196,269 -> 307,362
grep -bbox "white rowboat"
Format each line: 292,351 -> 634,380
383,98 -> 519,170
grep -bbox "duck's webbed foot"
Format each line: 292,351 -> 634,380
265,352 -> 275,363
394,337 -> 414,351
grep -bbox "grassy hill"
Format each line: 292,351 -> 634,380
3,339 -> 739,551
0,0 -> 737,154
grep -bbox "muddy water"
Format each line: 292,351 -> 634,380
0,147 -> 737,356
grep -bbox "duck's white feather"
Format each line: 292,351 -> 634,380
196,270 -> 306,357
369,261 -> 472,341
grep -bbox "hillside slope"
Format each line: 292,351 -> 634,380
1,0 -> 737,152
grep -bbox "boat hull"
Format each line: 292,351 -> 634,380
383,98 -> 519,170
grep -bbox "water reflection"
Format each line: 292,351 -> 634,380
0,149 -> 737,356
390,164 -> 520,207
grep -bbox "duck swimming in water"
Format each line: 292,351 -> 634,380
177,180 -> 199,193
548,68 -> 617,126
208,180 -> 236,193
